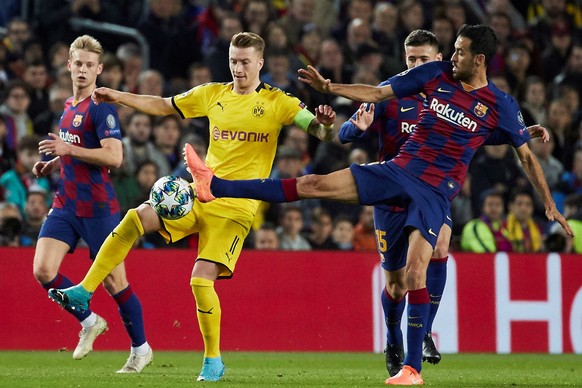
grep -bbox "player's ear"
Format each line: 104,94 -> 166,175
475,53 -> 486,67
258,58 -> 264,71
96,63 -> 104,75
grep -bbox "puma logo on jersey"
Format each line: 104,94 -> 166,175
217,102 -> 225,111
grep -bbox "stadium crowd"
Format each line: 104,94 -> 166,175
0,0 -> 581,253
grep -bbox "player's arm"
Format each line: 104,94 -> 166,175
92,87 -> 176,116
486,124 -> 550,145
298,65 -> 395,102
39,133 -> 123,168
295,105 -> 336,142
514,143 -> 573,236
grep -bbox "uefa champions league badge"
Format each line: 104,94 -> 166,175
106,114 -> 116,129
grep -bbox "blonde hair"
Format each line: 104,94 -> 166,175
69,35 -> 103,60
231,32 -> 265,57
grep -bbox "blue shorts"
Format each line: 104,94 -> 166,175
350,161 -> 450,249
374,204 -> 453,271
38,207 -> 120,259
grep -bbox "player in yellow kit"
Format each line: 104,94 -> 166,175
48,32 -> 336,381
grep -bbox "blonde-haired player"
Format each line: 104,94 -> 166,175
49,32 -> 336,381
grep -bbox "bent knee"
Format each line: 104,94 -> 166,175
33,265 -> 57,284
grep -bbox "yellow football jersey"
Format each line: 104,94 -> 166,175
172,82 -> 308,217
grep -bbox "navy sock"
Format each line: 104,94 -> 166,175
43,273 -> 91,322
211,176 -> 298,202
113,285 -> 146,347
381,288 -> 405,346
426,257 -> 448,332
404,288 -> 430,372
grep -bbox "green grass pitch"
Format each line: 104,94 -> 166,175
0,351 -> 580,387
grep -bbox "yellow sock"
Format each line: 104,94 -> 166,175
191,277 -> 221,358
80,209 -> 144,292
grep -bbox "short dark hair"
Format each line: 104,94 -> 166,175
404,29 -> 439,50
457,24 -> 498,65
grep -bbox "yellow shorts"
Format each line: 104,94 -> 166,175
158,198 -> 255,278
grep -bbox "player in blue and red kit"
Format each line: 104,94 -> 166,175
32,35 -> 152,373
183,25 -> 572,385
339,29 -> 550,377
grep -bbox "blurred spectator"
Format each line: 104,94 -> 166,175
431,14 -> 455,61
546,97 -> 575,170
23,60 -> 50,122
188,62 -> 212,88
138,0 -> 200,80
530,136 -> 564,192
281,125 -> 311,174
348,148 -> 370,166
118,111 -> 170,180
541,18 -> 573,83
279,0 -> 316,47
354,42 -> 384,78
489,73 -> 511,94
262,47 -> 305,98
558,149 -> 582,195
47,41 -> 69,77
450,174 -> 473,241
528,0 -> 582,54
270,145 -> 303,180
371,2 -> 401,63
520,76 -> 547,126
505,190 -> 543,252
295,23 -> 323,69
98,52 -> 124,89
488,12 -> 513,75
0,201 -> 22,246
34,0 -> 125,51
342,18 -> 373,66
0,135 -> 50,215
115,160 -> 159,215
1,17 -> 32,79
485,0 -> 527,30
397,0 -> 425,42
461,190 -> 511,253
352,205 -> 376,251
276,205 -> 311,250
0,80 -> 33,141
504,42 -> 534,97
469,144 -> 527,217
152,115 -> 182,170
559,84 -> 581,127
20,187 -> 49,247
241,0 -> 276,36
204,11 -> 243,82
331,214 -> 355,251
331,0 -> 374,44
0,115 -> 17,174
33,84 -> 69,136
307,207 -> 338,250
318,38 -> 354,87
116,42 -> 142,93
137,69 -> 165,97
253,222 -> 280,250
553,41 -> 582,94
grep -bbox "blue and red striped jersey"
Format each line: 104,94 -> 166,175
338,80 -> 424,162
388,61 -> 529,200
52,97 -> 122,217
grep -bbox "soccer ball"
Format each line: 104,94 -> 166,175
149,175 -> 195,220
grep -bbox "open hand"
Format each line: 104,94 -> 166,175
315,104 -> 336,126
38,133 -> 71,157
349,103 -> 375,131
298,65 -> 331,93
527,124 -> 550,142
